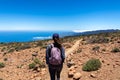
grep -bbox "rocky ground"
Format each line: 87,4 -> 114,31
0,32 -> 120,80
66,40 -> 120,80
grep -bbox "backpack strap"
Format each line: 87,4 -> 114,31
48,43 -> 54,57
51,43 -> 54,48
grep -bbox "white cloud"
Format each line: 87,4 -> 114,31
73,30 -> 92,33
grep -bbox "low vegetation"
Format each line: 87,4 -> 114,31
1,47 -> 6,52
34,58 -> 46,68
92,46 -> 100,51
0,62 -> 5,68
15,43 -> 31,51
29,58 -> 45,70
86,37 -> 109,44
29,62 -> 36,69
8,48 -> 15,53
82,58 -> 101,71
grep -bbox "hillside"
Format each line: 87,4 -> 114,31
0,31 -> 120,80
72,29 -> 119,36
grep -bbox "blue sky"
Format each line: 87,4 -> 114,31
0,0 -> 120,31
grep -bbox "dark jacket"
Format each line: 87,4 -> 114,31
46,43 -> 65,65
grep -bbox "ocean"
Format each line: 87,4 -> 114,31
0,31 -> 74,42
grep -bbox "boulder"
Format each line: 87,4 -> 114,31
67,61 -> 75,68
73,72 -> 82,80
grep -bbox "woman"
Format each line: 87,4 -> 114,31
46,33 -> 65,80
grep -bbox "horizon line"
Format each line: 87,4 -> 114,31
0,28 -> 119,32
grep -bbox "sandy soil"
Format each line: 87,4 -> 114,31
0,37 -> 120,80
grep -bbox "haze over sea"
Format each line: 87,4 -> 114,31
0,31 -> 74,42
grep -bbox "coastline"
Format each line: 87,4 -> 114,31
0,31 -> 74,43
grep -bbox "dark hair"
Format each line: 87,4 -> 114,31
52,33 -> 59,40
52,33 -> 62,48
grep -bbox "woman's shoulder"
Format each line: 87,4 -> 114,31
47,43 -> 52,48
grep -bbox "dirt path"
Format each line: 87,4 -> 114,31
45,39 -> 82,80
65,39 -> 82,56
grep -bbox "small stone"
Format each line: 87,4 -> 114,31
67,61 -> 75,68
35,77 -> 42,80
74,65 -> 78,68
70,53 -> 73,55
37,68 -> 41,72
41,68 -> 46,71
66,56 -> 71,62
73,72 -> 82,80
34,74 -> 38,77
90,73 -> 96,78
30,75 -> 34,79
68,70 -> 75,78
40,69 -> 46,75
32,53 -> 38,57
68,66 -> 75,71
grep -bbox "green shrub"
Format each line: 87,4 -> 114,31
15,44 -> 31,51
39,62 -> 46,68
29,62 -> 36,69
8,48 -> 14,53
87,37 -> 109,44
29,58 -> 45,70
111,48 -> 120,53
82,58 -> 101,71
0,62 -> 5,68
34,58 -> 46,68
14,46 -> 20,51
21,45 -> 31,49
34,58 -> 41,64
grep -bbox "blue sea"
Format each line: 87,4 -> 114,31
0,31 -> 74,42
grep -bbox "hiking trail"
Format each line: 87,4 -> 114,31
45,39 -> 82,80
